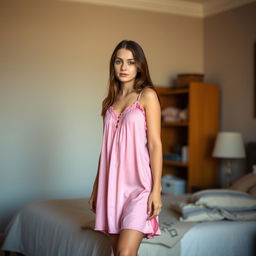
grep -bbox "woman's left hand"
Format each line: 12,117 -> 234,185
147,190 -> 162,220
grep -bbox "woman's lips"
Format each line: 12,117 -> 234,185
120,73 -> 128,77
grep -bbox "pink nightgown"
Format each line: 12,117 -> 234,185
94,89 -> 161,239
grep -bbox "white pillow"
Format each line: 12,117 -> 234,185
189,189 -> 256,210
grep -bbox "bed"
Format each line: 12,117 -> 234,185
1,191 -> 256,256
1,142 -> 256,256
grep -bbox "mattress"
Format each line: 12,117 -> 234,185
2,194 -> 256,256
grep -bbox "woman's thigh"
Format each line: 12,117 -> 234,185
109,233 -> 119,254
116,229 -> 144,255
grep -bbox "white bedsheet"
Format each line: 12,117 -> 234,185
2,197 -> 187,256
2,199 -> 112,256
2,195 -> 256,256
181,221 -> 256,256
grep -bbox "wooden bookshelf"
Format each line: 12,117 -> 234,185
156,82 -> 220,192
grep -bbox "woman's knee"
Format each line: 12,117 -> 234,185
116,247 -> 136,256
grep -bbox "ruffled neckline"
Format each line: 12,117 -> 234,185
109,101 -> 145,119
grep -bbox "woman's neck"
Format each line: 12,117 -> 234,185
119,83 -> 135,96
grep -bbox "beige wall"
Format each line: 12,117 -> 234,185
204,2 -> 256,143
0,0 -> 203,231
204,2 -> 256,184
1,0 -> 255,235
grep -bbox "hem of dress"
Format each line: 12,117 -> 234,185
94,227 -> 160,239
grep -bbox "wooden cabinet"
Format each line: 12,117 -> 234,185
155,82 -> 220,192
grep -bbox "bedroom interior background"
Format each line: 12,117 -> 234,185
0,0 -> 256,242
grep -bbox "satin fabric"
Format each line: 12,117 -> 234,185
94,93 -> 160,239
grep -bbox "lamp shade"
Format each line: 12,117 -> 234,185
212,132 -> 245,159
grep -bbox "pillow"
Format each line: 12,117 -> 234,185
189,189 -> 256,209
230,173 -> 256,193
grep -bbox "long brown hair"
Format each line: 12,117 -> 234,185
101,40 -> 159,117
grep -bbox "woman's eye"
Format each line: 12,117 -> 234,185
115,60 -> 121,65
114,60 -> 135,65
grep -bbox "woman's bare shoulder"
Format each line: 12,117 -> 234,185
140,87 -> 159,108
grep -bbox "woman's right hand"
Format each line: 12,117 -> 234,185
88,191 -> 97,213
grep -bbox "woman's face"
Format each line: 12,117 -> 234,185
114,48 -> 138,85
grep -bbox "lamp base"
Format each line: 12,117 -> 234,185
224,159 -> 232,188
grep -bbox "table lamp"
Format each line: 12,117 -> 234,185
212,132 -> 246,187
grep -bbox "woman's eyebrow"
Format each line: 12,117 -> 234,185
115,57 -> 135,60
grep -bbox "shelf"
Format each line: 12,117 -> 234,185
162,121 -> 189,127
163,160 -> 188,167
156,83 -> 219,192
155,86 -> 189,95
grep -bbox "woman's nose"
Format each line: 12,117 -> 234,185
121,63 -> 127,70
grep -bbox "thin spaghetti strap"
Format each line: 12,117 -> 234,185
137,89 -> 144,101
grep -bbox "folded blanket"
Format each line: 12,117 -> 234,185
171,189 -> 256,222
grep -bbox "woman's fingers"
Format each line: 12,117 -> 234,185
88,197 -> 96,213
88,198 -> 92,210
92,200 -> 96,213
147,200 -> 152,216
148,203 -> 162,220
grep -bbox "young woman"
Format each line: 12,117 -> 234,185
88,40 -> 163,256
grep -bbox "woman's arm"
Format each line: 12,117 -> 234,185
92,118 -> 104,195
88,153 -> 101,213
92,153 -> 101,194
142,88 -> 163,220
89,118 -> 104,212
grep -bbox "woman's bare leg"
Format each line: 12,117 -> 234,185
109,234 -> 119,255
116,229 -> 144,256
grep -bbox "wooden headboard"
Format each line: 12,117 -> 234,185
246,142 -> 256,173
